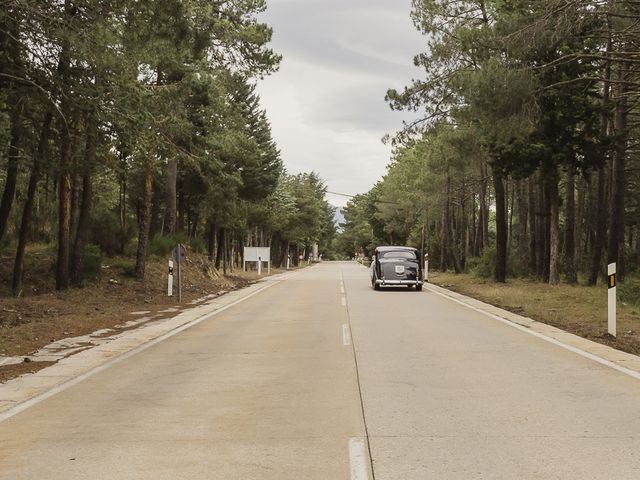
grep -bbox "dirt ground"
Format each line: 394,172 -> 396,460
430,271 -> 640,356
0,247 -> 295,382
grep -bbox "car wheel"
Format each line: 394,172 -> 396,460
416,285 -> 423,292
373,281 -> 380,291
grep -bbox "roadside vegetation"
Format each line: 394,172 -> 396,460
431,271 -> 640,356
337,1 -> 639,293
335,1 -> 639,349
0,1 -> 336,301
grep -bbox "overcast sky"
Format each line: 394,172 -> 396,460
257,0 -> 425,207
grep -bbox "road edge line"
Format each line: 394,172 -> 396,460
425,284 -> 640,382
0,275 -> 287,423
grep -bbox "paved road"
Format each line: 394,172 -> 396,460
1,262 -> 640,479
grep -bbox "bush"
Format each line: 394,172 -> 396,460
188,236 -> 206,254
471,246 -> 496,278
469,246 -> 523,279
90,208 -> 136,256
148,232 -> 188,257
83,244 -> 103,281
619,275 -> 640,307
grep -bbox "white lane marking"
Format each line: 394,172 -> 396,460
341,285 -> 345,294
341,296 -> 346,307
342,324 -> 351,346
349,437 -> 369,480
427,286 -> 640,382
0,279 -> 285,423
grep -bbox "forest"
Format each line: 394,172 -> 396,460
0,0 -> 336,297
338,0 -> 640,289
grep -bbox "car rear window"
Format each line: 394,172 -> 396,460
379,251 -> 416,260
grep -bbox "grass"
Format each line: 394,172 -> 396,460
429,271 -> 640,356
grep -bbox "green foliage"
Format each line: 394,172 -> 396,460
619,276 -> 640,308
469,246 -> 524,279
83,245 -> 103,282
470,246 -> 497,279
90,208 -> 136,256
188,236 -> 206,254
149,233 -> 188,258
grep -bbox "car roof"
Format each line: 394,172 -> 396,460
374,246 -> 418,253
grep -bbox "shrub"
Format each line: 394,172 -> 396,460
471,246 -> 496,278
83,244 -> 103,281
149,232 -> 188,257
90,208 -> 136,256
619,275 -> 640,307
188,236 -> 206,254
469,246 -> 524,279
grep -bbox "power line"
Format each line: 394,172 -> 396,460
326,191 -> 357,198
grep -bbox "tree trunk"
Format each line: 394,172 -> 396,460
528,178 -> 537,276
215,228 -> 225,271
588,168 -> 607,285
548,168 -> 560,285
70,112 -> 98,285
56,125 -> 73,290
0,8 -> 25,243
134,166 -> 153,279
541,174 -> 551,282
55,1 -> 74,290
576,175 -> 586,264
440,175 -> 449,271
492,168 -> 507,283
208,220 -> 216,261
0,102 -> 23,242
607,68 -> 628,279
118,150 -> 128,254
589,11 -> 612,285
515,180 -> 528,270
164,158 -> 178,235
564,169 -> 577,284
12,112 -> 52,296
480,162 -> 489,253
70,173 -> 81,249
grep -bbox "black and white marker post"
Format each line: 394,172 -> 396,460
424,253 -> 429,283
608,262 -> 616,337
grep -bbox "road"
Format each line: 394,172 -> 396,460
1,262 -> 640,479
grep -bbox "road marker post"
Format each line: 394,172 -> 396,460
424,253 -> 429,283
608,262 -> 616,337
258,256 -> 262,276
168,260 -> 174,296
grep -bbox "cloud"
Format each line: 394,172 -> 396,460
257,0 -> 424,206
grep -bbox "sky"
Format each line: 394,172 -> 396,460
256,0 -> 425,208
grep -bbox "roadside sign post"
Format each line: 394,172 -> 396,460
608,262 -> 616,337
424,254 -> 429,283
243,247 -> 271,276
168,260 -> 174,296
172,244 -> 186,304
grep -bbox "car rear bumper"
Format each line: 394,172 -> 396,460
375,279 -> 423,286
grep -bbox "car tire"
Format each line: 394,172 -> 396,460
416,285 -> 423,292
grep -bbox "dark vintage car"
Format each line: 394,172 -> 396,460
370,246 -> 423,291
